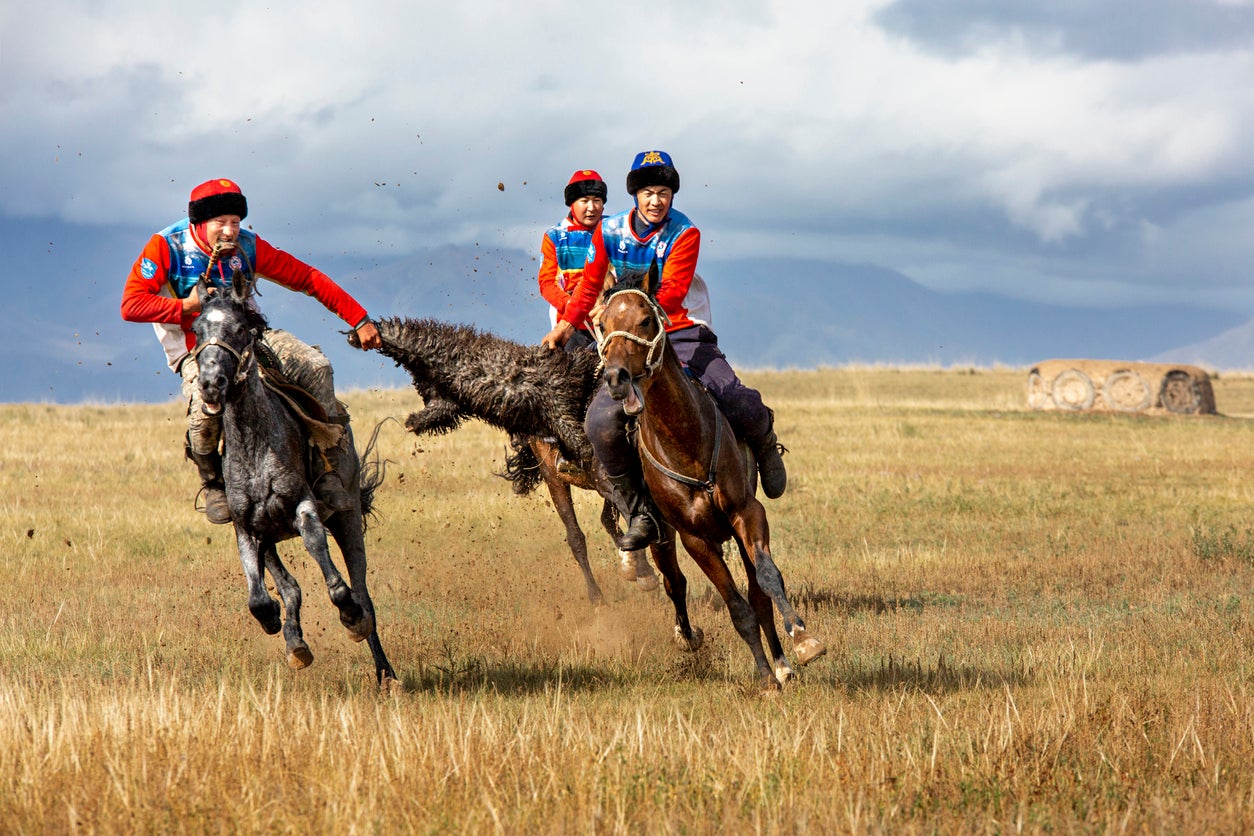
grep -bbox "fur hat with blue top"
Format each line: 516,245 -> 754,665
626,150 -> 680,195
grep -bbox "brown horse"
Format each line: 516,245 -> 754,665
503,435 -> 659,604
596,267 -> 825,691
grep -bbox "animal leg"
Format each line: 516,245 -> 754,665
294,498 -> 367,639
649,529 -> 703,652
262,543 -> 313,670
600,499 -> 658,591
543,472 -> 605,607
678,530 -> 780,692
404,397 -> 465,436
736,539 -> 792,683
731,502 -> 827,667
326,505 -> 397,686
236,529 -> 281,635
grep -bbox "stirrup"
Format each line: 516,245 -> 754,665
196,485 -> 232,525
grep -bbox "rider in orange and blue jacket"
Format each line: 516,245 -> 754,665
536,170 -> 608,353
542,151 -> 787,550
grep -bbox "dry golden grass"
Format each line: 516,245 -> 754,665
5,367 -> 1254,832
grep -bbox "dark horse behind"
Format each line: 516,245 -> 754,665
191,271 -> 396,685
596,264 -> 826,691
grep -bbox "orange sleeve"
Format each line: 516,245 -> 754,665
254,237 -> 368,327
654,227 -> 700,319
120,235 -> 187,326
536,235 -> 569,313
561,223 -> 607,327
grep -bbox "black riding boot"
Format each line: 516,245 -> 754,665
751,422 -> 788,500
608,472 -> 660,551
185,440 -> 231,524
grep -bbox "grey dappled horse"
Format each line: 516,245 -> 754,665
191,271 -> 395,684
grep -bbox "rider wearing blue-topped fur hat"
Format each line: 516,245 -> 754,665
542,150 -> 788,551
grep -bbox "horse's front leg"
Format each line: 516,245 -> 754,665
601,499 -> 658,592
731,502 -> 827,667
678,530 -> 780,692
236,527 -> 281,635
262,542 -> 313,670
649,528 -> 703,653
294,498 -> 367,638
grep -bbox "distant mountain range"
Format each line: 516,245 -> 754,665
1,216 -> 1249,404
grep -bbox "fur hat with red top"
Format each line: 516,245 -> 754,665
564,170 -> 608,206
626,150 -> 680,195
188,179 -> 249,224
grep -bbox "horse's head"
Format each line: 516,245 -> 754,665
596,261 -> 670,416
189,270 -> 265,415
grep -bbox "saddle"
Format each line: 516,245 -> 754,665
254,346 -> 346,452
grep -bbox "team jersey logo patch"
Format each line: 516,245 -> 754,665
140,258 -> 157,279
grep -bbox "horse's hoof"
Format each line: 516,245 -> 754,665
287,645 -> 314,670
673,625 -> 704,653
635,573 -> 659,592
250,599 -> 282,635
618,551 -> 639,581
760,674 -> 783,694
341,610 -> 374,642
794,632 -> 827,666
379,672 -> 404,694
774,662 -> 796,684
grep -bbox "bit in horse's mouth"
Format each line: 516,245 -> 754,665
623,381 -> 644,416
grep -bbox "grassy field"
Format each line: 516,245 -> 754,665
5,366 -> 1254,832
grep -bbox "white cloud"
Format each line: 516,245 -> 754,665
4,0 -> 1254,310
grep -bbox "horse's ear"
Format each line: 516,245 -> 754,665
194,276 -> 212,303
230,269 -> 254,302
643,259 -> 660,297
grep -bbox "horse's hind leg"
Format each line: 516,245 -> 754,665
649,529 -> 703,653
545,474 -> 605,606
327,506 -> 397,685
262,543 -> 314,670
679,531 -> 780,692
236,530 -> 281,635
600,499 -> 658,591
294,498 -> 367,636
731,503 -> 827,667
736,539 -> 792,684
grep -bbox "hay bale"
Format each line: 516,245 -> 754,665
1026,359 -> 1216,415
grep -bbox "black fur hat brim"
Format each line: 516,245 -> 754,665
626,165 -> 680,195
188,193 -> 249,224
564,180 -> 609,206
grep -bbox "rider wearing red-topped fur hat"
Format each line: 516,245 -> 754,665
542,151 -> 788,551
121,178 -> 381,524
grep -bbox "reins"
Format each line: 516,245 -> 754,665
636,408 -> 722,495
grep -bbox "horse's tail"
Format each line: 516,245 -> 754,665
499,434 -> 543,496
356,418 -> 392,529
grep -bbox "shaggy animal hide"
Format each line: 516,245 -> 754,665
373,317 -> 602,467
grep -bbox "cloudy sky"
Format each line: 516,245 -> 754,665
5,0 -> 1254,313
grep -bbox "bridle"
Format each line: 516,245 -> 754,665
594,288 -> 670,378
189,316 -> 256,386
594,287 -> 722,495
